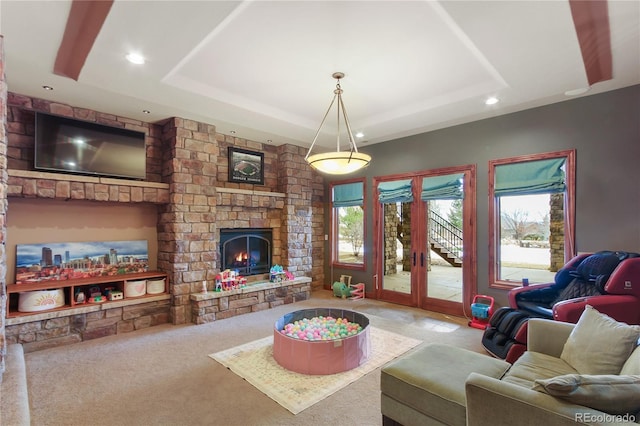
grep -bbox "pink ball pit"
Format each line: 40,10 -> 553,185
273,308 -> 371,375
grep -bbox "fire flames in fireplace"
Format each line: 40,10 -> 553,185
231,251 -> 253,269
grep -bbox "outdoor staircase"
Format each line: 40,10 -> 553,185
394,209 -> 463,268
430,240 -> 462,267
429,211 -> 463,267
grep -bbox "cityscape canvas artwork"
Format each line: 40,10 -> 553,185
15,240 -> 149,284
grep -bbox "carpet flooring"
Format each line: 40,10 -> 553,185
210,327 -> 422,414
17,291 -> 485,426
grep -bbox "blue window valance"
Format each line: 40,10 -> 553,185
421,174 -> 464,201
332,182 -> 364,207
378,179 -> 413,203
495,158 -> 566,196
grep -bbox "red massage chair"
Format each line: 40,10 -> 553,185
508,251 -> 640,325
483,251 -> 640,364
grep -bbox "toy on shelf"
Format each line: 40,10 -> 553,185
469,294 -> 494,330
104,287 -> 124,301
214,270 -> 247,291
270,265 -> 288,283
88,294 -> 107,303
107,290 -> 123,301
75,288 -> 86,304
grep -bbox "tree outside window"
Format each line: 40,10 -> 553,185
332,180 -> 365,267
337,206 -> 364,262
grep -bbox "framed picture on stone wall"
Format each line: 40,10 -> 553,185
228,147 -> 264,185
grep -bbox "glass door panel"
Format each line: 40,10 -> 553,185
380,202 -> 412,295
426,199 -> 463,303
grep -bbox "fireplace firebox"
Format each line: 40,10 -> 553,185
220,229 -> 272,276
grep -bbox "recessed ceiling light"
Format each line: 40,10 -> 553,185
485,97 -> 499,105
355,132 -> 364,138
230,130 -> 236,134
126,52 -> 145,65
564,87 -> 590,96
142,110 -> 151,114
42,85 -> 53,91
267,139 -> 273,143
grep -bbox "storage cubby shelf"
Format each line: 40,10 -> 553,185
6,271 -> 168,320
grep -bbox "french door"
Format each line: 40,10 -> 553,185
373,166 -> 476,316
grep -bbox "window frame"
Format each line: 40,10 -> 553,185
330,178 -> 367,270
488,149 -> 576,289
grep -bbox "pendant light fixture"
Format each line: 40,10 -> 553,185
305,72 -> 371,175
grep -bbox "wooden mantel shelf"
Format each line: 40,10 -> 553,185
7,170 -> 286,199
215,187 -> 285,198
7,169 -> 170,203
8,169 -> 169,189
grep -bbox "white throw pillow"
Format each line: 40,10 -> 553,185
560,305 -> 640,375
533,374 -> 640,415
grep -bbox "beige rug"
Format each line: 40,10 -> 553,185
210,327 -> 422,414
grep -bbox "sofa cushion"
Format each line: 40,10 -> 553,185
560,305 -> 640,375
533,374 -> 640,415
621,346 -> 640,375
380,343 -> 510,426
501,351 -> 578,388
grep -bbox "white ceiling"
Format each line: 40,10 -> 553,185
1,1 -> 639,151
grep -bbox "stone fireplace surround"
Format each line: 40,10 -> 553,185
0,91 -> 326,355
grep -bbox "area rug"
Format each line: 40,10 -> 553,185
210,327 -> 422,414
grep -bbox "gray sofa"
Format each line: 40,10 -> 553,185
381,315 -> 640,426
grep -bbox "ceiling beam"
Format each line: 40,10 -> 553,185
53,0 -> 114,81
569,0 -> 613,86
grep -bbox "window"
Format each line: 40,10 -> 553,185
331,180 -> 365,267
489,150 -> 575,288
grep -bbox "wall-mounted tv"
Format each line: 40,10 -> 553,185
35,112 -> 147,180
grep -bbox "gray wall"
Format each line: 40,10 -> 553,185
324,84 -> 640,306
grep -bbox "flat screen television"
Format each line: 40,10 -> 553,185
34,112 -> 147,180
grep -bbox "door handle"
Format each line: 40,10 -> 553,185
413,252 -> 416,266
421,252 -> 424,267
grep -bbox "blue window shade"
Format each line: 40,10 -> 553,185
378,179 -> 413,203
421,174 -> 464,201
495,158 -> 566,196
333,182 -> 364,207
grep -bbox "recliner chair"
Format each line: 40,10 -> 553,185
508,251 -> 640,325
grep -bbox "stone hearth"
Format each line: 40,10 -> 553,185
190,277 -> 311,324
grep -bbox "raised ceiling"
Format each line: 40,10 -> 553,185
1,1 -> 638,150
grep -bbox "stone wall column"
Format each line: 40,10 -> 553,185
159,118 -> 218,324
384,204 -> 398,274
549,193 -> 565,271
0,36 -> 8,375
401,203 -> 411,271
276,145 -> 323,289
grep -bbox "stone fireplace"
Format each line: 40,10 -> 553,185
1,91 -> 327,358
220,228 -> 272,275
